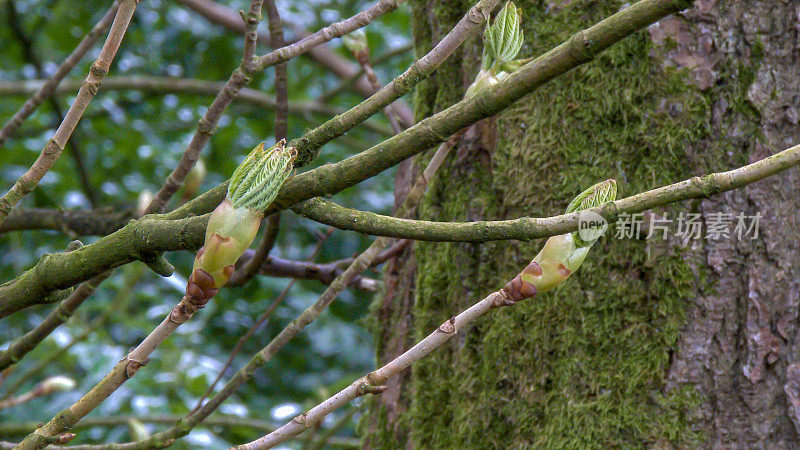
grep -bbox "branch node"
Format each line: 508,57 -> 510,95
65,240 -> 84,252
124,356 -> 149,379
437,315 -> 457,334
143,253 -> 175,277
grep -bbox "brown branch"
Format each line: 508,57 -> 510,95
5,0 -> 98,207
264,0 -> 288,140
0,77 -> 392,136
0,0 -> 138,228
0,2 -> 119,148
290,0 -> 499,165
351,44 -> 403,134
174,0 -> 413,126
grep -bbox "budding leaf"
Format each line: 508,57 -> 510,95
228,139 -> 297,211
565,179 -> 617,214
484,2 -> 523,66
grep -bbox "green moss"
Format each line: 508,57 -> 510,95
364,0 -> 746,447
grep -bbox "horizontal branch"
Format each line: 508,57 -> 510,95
0,77 -> 390,135
296,141 -> 800,241
0,215 -> 205,318
0,208 -> 132,236
0,0 -> 696,316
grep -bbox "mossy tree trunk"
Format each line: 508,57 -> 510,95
364,0 -> 800,448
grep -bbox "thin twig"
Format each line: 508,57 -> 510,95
5,0 -> 98,207
193,229 -> 333,413
0,0 -> 138,227
239,285 -> 521,448
174,0 -> 415,125
319,44 -> 413,103
0,1 -> 119,147
0,77 -> 392,136
291,0 -> 499,165
349,42 -> 403,134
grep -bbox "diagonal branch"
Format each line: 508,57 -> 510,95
0,0 -> 138,227
291,0 -> 499,165
0,2 -> 119,148
174,0 -> 413,125
0,0 -> 706,317
5,0 -> 98,207
239,276 -> 521,448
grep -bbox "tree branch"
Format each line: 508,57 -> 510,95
0,0 -> 138,227
0,208 -> 133,236
0,0 -> 700,318
0,77 -> 391,134
0,2 -> 119,148
5,0 -> 98,207
174,0 -> 413,126
291,0 -> 499,165
239,280 -> 520,448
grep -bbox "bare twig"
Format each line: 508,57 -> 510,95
174,0 -> 413,126
319,44 -> 413,104
290,0 -> 498,165
347,39 -> 403,134
5,0 -> 98,207
0,77 -> 392,136
264,0 -> 288,140
0,2 -> 119,148
0,272 -> 111,372
239,285 -> 521,448
193,229 -> 332,413
0,0 -> 138,227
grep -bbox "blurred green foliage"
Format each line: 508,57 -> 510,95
0,0 -> 413,447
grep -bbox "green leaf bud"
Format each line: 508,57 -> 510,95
193,197 -> 261,288
228,139 -> 297,211
484,2 -> 523,66
565,179 -> 617,214
342,29 -> 369,56
504,179 -> 617,299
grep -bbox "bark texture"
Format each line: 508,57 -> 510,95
364,0 -> 800,448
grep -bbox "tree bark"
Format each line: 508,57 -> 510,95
365,0 -> 800,448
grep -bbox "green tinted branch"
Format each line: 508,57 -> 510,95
296,141 -> 800,241
0,0 -> 696,316
291,0 -> 500,165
